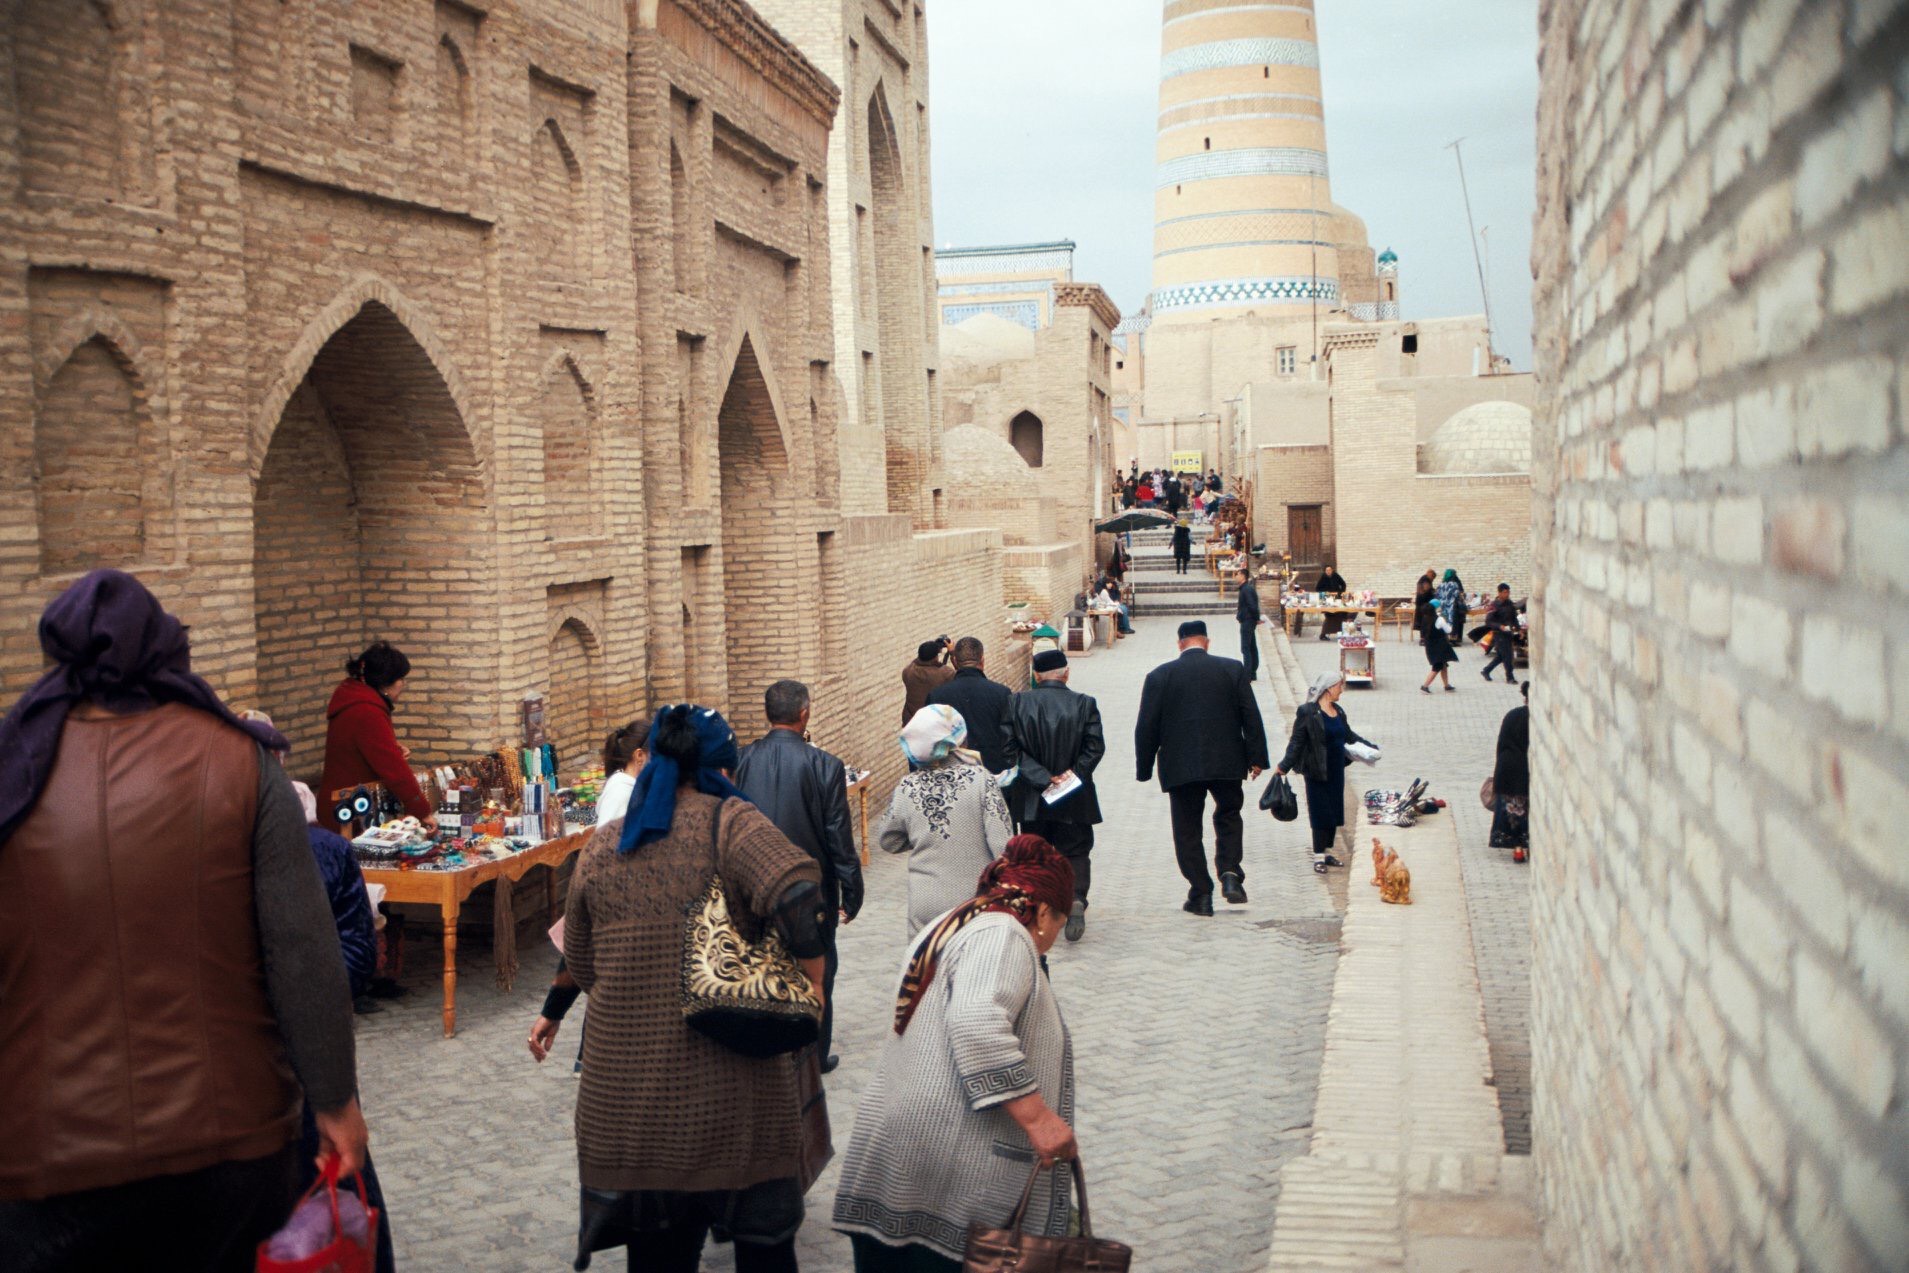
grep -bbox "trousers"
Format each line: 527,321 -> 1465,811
819,921 -> 841,1059
1174,552 -> 1191,574
1239,623 -> 1260,679
1168,780 -> 1245,893
1482,641 -> 1518,681
1022,819 -> 1094,903
0,1144 -> 299,1273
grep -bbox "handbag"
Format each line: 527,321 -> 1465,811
681,799 -> 823,1058
1259,773 -> 1298,822
1479,776 -> 1496,810
256,1160 -> 380,1273
964,1160 -> 1132,1273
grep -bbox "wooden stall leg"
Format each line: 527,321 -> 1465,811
441,899 -> 459,1038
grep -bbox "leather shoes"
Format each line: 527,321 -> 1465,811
1183,892 -> 1215,917
1064,899 -> 1086,942
820,1054 -> 840,1074
1220,873 -> 1247,904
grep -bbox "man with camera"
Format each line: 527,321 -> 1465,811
900,635 -> 956,725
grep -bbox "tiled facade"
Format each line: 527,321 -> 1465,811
1530,0 -> 1909,1267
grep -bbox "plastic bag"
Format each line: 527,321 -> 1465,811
257,1161 -> 379,1273
1259,774 -> 1298,822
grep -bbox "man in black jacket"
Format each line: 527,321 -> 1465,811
1235,572 -> 1264,680
1479,583 -> 1522,685
1172,520 -> 1193,574
1002,650 -> 1105,941
926,636 -> 1013,774
1135,620 -> 1271,914
733,679 -> 863,1072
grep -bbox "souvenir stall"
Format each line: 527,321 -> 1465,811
1279,586 -> 1385,638
337,693 -> 595,1037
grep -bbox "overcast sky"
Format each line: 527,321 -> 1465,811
926,0 -> 1539,369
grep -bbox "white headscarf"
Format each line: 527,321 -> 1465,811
1307,671 -> 1346,703
899,704 -> 979,767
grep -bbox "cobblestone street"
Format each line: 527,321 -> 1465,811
356,614 -> 1349,1270
1286,624 -> 1533,1153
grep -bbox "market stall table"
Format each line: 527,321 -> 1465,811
362,828 -> 591,1037
1281,603 -> 1383,636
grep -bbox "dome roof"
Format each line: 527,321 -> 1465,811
1420,401 -> 1533,475
1377,246 -> 1398,268
942,424 -> 1038,492
941,312 -> 1037,367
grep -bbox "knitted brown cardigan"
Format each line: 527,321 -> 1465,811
565,791 -> 822,1192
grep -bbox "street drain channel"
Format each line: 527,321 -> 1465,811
1255,916 -> 1343,944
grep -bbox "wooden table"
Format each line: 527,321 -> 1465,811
362,829 -> 590,1037
1281,603 -> 1382,636
847,772 -> 871,864
1085,608 -> 1120,645
1340,642 -> 1378,687
1218,559 -> 1245,596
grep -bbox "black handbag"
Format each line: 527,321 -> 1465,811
1259,774 -> 1298,821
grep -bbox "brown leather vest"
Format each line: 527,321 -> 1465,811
0,703 -> 300,1200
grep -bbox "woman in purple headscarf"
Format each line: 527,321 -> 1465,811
0,570 -> 367,1271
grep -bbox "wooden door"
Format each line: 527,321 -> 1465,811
1288,504 -> 1323,570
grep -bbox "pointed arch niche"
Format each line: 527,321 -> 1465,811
251,298 -> 493,768
715,332 -> 790,717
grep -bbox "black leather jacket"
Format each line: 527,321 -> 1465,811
733,728 -> 863,920
1002,681 -> 1105,824
1278,702 -> 1374,785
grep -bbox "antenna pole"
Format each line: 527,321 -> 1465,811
1447,137 -> 1494,363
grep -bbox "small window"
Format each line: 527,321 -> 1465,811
1116,360 -> 1124,370
1203,137 -> 1211,150
1276,346 -> 1297,376
1402,334 -> 1418,354
1263,66 -> 1270,78
1175,184 -> 1182,195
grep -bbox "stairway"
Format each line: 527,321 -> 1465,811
1119,526 -> 1239,618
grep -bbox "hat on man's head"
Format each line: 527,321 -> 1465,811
1032,649 -> 1069,674
1177,620 -> 1208,639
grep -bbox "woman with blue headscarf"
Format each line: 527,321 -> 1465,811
564,704 -> 830,1273
877,705 -> 1014,936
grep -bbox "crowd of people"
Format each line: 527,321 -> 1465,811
0,563 -> 1530,1272
1116,464 -> 1226,517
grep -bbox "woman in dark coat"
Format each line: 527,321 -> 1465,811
1417,578 -> 1458,693
1275,671 -> 1377,873
1491,683 -> 1531,861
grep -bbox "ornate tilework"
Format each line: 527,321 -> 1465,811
1160,36 -> 1320,79
935,244 -> 1076,277
1164,2 -> 1316,28
1346,301 -> 1401,321
942,301 -> 1041,331
1156,146 -> 1328,187
1152,276 -> 1337,312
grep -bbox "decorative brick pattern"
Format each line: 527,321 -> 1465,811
1160,36 -> 1321,79
1155,146 -> 1328,187
1530,1 -> 1909,1267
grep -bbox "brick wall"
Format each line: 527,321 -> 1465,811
1531,1 -> 1909,1268
1254,443 -> 1334,564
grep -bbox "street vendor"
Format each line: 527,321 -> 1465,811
319,640 -> 433,830
1314,564 -> 1350,640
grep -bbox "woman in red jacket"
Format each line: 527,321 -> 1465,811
319,641 -> 433,830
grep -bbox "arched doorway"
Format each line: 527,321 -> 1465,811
546,617 -> 602,781
716,334 -> 788,719
251,299 -> 491,774
1010,410 -> 1045,468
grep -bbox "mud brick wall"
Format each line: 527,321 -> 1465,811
1530,0 -> 1909,1267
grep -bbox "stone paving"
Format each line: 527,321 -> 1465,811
1284,628 -> 1533,1154
356,612 -> 1347,1270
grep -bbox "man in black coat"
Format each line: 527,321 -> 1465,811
1135,620 -> 1270,915
1002,650 -> 1105,942
926,636 -> 1013,774
1479,583 -> 1523,684
1235,572 -> 1263,680
1172,520 -> 1193,575
733,679 -> 862,1072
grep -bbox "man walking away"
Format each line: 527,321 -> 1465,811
900,637 -> 954,724
734,679 -> 863,1073
1480,584 -> 1522,685
1172,519 -> 1193,575
1135,620 -> 1271,916
0,570 -> 367,1272
926,637 -> 1013,774
1235,571 -> 1264,680
1002,650 -> 1105,941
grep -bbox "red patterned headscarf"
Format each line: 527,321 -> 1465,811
893,834 -> 1075,1035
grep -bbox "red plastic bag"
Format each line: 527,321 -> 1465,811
256,1160 -> 380,1273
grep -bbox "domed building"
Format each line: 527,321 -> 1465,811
1420,401 -> 1534,475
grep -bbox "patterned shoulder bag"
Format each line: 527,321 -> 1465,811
681,798 -> 823,1058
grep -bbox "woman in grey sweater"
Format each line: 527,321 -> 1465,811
879,705 -> 1014,935
833,836 -> 1079,1272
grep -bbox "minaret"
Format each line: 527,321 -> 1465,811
1149,0 -> 1342,324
